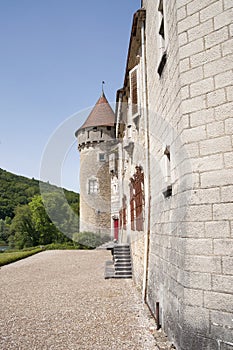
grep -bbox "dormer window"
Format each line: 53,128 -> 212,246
93,127 -> 97,132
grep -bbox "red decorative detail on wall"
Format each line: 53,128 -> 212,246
130,166 -> 144,231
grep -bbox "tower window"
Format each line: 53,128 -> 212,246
99,153 -> 105,162
107,126 -> 111,130
162,146 -> 172,198
88,179 -> 98,194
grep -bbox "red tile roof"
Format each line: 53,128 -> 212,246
78,93 -> 115,131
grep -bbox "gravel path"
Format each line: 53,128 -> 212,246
0,250 -> 159,350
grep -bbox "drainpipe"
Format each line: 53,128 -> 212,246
141,17 -> 151,303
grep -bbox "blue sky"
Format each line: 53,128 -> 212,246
0,0 -> 140,192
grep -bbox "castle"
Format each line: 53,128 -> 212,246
76,1 -> 233,349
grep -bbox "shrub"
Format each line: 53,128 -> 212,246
73,231 -> 110,249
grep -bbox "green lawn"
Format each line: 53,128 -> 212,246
0,247 -> 43,267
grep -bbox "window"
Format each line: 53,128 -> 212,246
130,166 -> 144,231
157,0 -> 167,76
99,153 -> 105,162
129,66 -> 139,117
107,126 -> 111,131
88,179 -> 98,194
162,146 -> 172,198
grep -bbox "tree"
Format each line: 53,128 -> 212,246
29,195 -> 59,245
9,205 -> 37,249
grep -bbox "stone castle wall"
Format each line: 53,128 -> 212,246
144,0 -> 233,349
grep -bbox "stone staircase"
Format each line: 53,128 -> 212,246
105,244 -> 132,279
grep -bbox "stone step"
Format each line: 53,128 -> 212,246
115,270 -> 133,276
115,266 -> 132,271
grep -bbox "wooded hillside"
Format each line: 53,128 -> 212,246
0,168 -> 80,248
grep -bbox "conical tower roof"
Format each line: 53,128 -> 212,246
77,93 -> 115,133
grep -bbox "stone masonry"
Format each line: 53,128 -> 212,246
115,1 -> 233,349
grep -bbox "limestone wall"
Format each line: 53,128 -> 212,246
144,0 -> 233,349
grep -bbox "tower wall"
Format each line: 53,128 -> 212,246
78,126 -> 115,237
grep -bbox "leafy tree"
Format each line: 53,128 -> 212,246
0,219 -> 10,244
10,205 -> 37,249
29,195 -> 59,245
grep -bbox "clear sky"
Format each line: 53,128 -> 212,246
0,0 -> 140,192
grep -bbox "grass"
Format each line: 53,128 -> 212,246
0,242 -> 91,267
0,247 -> 43,267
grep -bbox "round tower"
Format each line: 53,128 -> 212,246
75,92 -> 115,237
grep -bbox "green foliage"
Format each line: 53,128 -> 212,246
10,205 -> 38,249
73,231 -> 110,249
0,247 -> 43,267
44,242 -> 83,250
0,168 -> 79,220
0,218 -> 10,243
0,168 -> 80,250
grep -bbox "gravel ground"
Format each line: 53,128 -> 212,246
0,250 -> 162,350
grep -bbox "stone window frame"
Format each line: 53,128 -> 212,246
88,177 -> 98,195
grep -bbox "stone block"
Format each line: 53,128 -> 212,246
215,102 -> 233,120
182,125 -> 206,143
180,38 -> 204,59
179,304 -> 209,333
185,238 -> 213,255
204,55 -> 233,78
214,8 -> 233,30
177,5 -> 187,21
179,57 -> 190,72
222,257 -> 233,274
185,204 -> 212,221
190,77 -> 214,97
191,45 -> 221,68
188,19 -> 214,42
187,0 -> 217,16
180,270 -> 212,290
200,136 -> 232,156
200,1 -> 223,22
183,288 -> 204,306
214,238 -> 233,256
190,188 -> 220,205
181,95 -> 206,113
213,204 -> 233,220
212,274 -> 233,293
184,255 -> 222,273
178,12 -> 200,34
207,89 -> 226,108
227,86 -> 233,102
190,108 -> 215,127
201,168 -> 233,187
193,154 -> 223,172
221,185 -> 233,201
204,291 -> 233,312
222,37 -> 233,56
178,32 -> 188,47
215,70 -> 233,89
181,66 -> 203,85
205,221 -> 230,238
207,121 -> 224,138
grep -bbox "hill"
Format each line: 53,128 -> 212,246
0,168 -> 79,220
